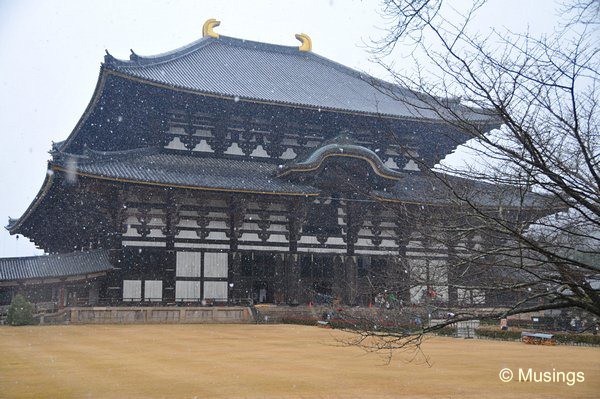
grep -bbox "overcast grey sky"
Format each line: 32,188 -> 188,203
0,0 -> 558,257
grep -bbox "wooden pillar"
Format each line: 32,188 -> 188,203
162,192 -> 179,304
285,200 -> 306,304
273,254 -> 285,304
343,200 -> 362,256
332,255 -> 344,302
446,233 -> 460,307
58,282 -> 66,309
105,188 -> 126,305
397,233 -> 411,304
343,256 -> 358,305
395,207 -> 415,305
285,254 -> 300,304
229,252 -> 243,302
339,199 -> 364,305
226,196 -> 246,251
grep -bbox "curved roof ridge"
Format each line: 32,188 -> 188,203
105,33 -> 410,96
105,36 -> 213,67
105,35 -> 308,68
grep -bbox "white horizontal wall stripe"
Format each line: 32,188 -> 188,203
175,242 -> 230,250
122,241 -> 166,247
238,245 -> 289,252
298,247 -> 346,254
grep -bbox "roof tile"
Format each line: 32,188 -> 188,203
0,250 -> 113,281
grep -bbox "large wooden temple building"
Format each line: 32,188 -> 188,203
1,20 -> 545,310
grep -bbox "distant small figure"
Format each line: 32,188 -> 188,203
374,293 -> 384,308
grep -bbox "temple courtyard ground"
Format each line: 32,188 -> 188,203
0,324 -> 598,398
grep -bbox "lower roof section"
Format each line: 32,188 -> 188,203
51,148 -> 551,208
0,250 -> 112,283
54,149 -> 320,196
7,147 -> 557,245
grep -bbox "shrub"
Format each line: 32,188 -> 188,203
478,318 -> 502,326
6,294 -> 36,326
475,328 -> 522,341
281,316 -> 318,326
554,333 -> 600,346
434,326 -> 457,337
475,327 -> 600,346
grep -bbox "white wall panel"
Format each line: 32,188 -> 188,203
204,281 -> 228,300
176,252 -> 202,277
176,281 -> 201,301
204,252 -> 228,278
144,280 -> 163,301
123,280 -> 141,301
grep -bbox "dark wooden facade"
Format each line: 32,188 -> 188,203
6,29 -> 534,308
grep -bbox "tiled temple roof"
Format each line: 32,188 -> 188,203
104,35 -> 491,121
0,250 -> 112,282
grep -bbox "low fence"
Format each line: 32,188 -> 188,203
39,306 -> 253,325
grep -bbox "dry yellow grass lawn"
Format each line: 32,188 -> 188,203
0,324 -> 598,398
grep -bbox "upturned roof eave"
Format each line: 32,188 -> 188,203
6,167 -> 56,236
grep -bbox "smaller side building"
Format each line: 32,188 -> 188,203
0,250 -> 113,311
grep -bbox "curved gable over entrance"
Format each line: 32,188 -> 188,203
276,134 -> 404,192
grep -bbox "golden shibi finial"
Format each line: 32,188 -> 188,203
203,18 -> 221,38
295,33 -> 312,52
